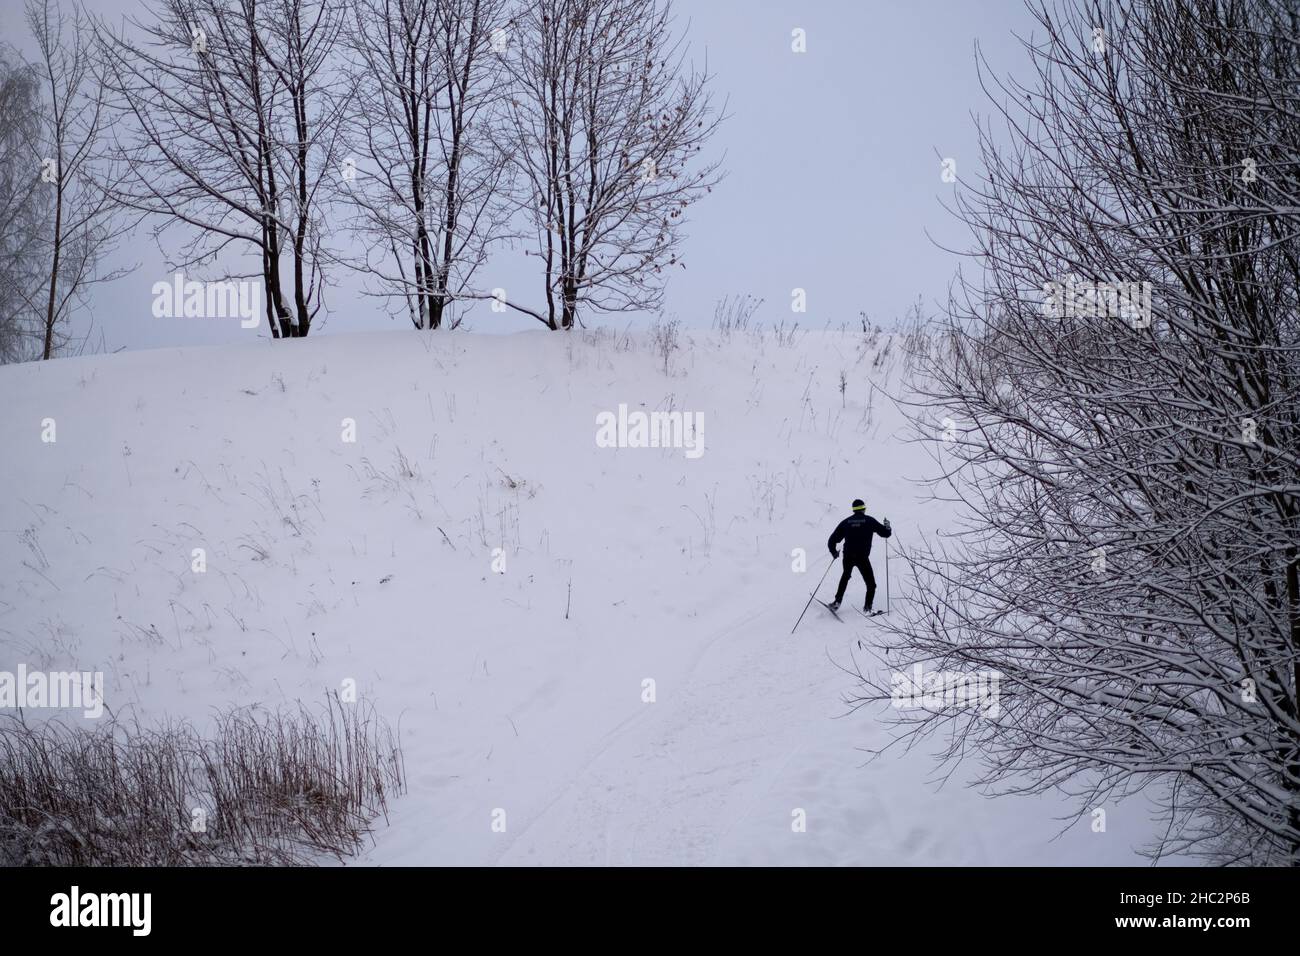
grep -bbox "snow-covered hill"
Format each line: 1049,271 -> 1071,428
0,325 -> 1162,864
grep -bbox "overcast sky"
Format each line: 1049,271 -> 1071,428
0,0 -> 1039,352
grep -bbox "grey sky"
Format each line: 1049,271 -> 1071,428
1,0 -> 1039,352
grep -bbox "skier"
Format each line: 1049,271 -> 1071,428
826,499 -> 891,613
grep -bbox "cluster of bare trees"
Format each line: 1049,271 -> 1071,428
0,0 -> 127,362
861,0 -> 1300,864
0,0 -> 720,357
0,49 -> 47,363
338,0 -> 722,330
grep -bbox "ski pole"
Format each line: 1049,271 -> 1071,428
885,534 -> 890,615
792,554 -> 836,634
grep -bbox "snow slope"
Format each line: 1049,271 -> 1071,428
0,325 -> 1163,864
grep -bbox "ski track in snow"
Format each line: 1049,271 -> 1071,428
0,328 -> 1165,866
493,601 -> 781,865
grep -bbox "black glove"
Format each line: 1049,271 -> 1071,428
830,548 -> 840,558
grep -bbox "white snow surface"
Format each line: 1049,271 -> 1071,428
0,327 -> 1164,865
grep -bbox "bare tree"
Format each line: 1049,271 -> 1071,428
255,0 -> 348,333
499,0 -> 723,329
0,51 -> 48,364
28,0 -> 130,360
342,0 -> 513,330
97,0 -> 344,338
854,0 -> 1300,865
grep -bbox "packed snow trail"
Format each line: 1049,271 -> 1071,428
0,328 -> 1161,865
362,595 -> 1155,866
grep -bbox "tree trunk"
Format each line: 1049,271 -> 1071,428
42,158 -> 63,360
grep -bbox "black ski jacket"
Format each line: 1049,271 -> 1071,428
828,513 -> 891,559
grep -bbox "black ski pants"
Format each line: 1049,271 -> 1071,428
834,554 -> 876,609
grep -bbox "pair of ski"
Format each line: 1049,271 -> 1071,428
817,600 -> 885,651
816,599 -> 885,622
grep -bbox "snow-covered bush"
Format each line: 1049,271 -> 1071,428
857,0 -> 1300,865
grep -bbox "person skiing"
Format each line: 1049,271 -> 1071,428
827,499 -> 891,613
